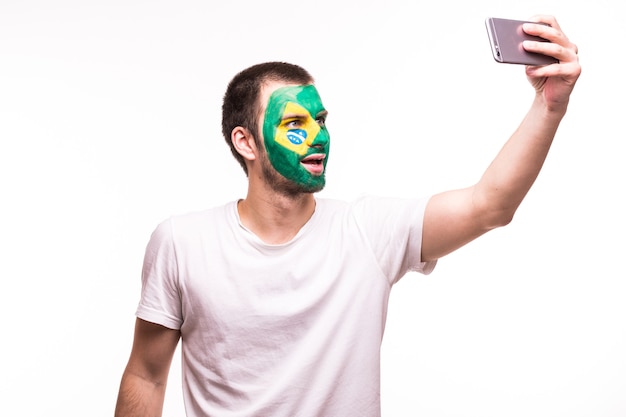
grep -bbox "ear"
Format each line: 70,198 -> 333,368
231,126 -> 258,162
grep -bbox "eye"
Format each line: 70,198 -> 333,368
315,116 -> 326,127
285,119 -> 302,128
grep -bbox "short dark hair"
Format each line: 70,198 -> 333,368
221,62 -> 314,175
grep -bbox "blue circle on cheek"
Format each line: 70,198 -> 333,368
286,129 -> 307,145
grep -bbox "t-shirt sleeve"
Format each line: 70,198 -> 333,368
351,195 -> 437,284
135,218 -> 183,329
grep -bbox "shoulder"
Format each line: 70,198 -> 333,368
312,195 -> 431,234
172,201 -> 234,225
314,196 -> 349,212
152,201 -> 237,240
320,194 -> 431,216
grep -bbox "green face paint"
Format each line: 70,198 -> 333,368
262,85 -> 330,191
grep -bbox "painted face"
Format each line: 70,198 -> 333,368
262,85 -> 330,191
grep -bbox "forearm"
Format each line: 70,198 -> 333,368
115,371 -> 167,417
474,94 -> 566,226
421,16 -> 579,262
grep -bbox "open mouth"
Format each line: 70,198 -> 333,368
301,154 -> 325,164
300,154 -> 326,174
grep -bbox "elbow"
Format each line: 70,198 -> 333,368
483,206 -> 516,230
474,192 -> 517,230
473,187 -> 520,230
496,211 -> 515,228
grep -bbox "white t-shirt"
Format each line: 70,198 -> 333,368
137,196 -> 436,417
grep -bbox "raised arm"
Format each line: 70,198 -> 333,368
421,15 -> 581,262
115,319 -> 181,417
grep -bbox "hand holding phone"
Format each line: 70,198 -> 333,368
485,17 -> 558,66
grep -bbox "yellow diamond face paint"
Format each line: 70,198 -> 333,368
274,102 -> 321,155
262,85 -> 330,191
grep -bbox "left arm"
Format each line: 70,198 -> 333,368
421,15 -> 581,262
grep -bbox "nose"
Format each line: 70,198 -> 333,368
308,128 -> 330,148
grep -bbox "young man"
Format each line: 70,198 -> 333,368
115,15 -> 580,417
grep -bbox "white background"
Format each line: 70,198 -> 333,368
1,0 -> 624,416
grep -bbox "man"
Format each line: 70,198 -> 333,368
115,15 -> 580,417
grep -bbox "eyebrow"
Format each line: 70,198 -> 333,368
316,110 -> 328,119
281,113 -> 309,120
281,109 -> 328,121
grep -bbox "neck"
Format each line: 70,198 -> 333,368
238,185 -> 317,245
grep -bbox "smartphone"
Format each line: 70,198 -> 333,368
485,17 -> 558,66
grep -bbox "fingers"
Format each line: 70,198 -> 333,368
528,14 -> 561,30
525,56 -> 581,83
522,16 -> 579,65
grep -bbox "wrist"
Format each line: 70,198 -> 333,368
534,93 -> 569,120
